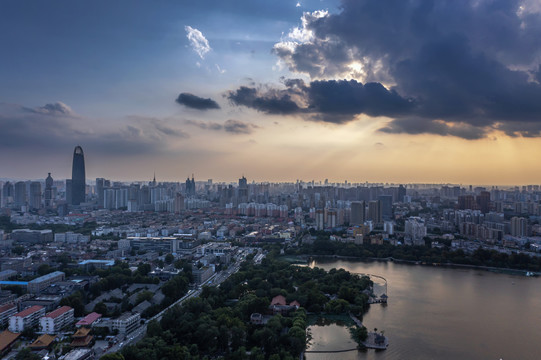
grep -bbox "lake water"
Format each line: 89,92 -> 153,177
305,259 -> 541,360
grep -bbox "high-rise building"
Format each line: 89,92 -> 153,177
71,146 -> 86,205
96,178 -> 105,208
14,181 -> 27,208
2,181 -> 13,207
510,217 -> 527,237
477,191 -> 491,213
405,217 -> 427,242
397,185 -> 407,203
458,195 -> 475,210
350,201 -> 366,226
315,209 -> 325,230
238,176 -> 248,201
44,173 -> 54,207
185,175 -> 195,197
367,200 -> 382,224
30,182 -> 41,210
378,195 -> 393,221
174,192 -> 185,213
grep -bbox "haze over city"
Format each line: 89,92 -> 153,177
3,2 -> 541,359
3,0 -> 541,184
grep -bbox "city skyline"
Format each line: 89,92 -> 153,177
3,1 -> 541,184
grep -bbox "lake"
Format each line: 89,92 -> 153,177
305,259 -> 541,360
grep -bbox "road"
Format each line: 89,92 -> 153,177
100,253 -> 248,358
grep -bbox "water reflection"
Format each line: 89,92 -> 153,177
305,259 -> 541,360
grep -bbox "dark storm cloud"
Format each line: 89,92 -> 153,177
268,0 -> 541,138
175,93 -> 220,110
0,103 -> 189,155
227,78 -> 413,123
379,118 -> 487,140
226,86 -> 301,114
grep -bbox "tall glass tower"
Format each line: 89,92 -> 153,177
71,145 -> 86,205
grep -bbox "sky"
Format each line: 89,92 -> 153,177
2,0 -> 541,185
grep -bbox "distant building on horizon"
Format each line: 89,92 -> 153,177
70,146 -> 86,205
44,173 -> 54,208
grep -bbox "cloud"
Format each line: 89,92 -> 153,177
227,78 -> 413,123
0,102 -> 189,156
175,93 -> 220,110
185,119 -> 223,130
185,119 -> 258,135
27,101 -> 76,116
185,25 -> 211,59
226,85 -> 301,115
379,118 -> 487,140
265,1 -> 541,139
224,119 -> 259,134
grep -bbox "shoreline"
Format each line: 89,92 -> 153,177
284,254 -> 540,276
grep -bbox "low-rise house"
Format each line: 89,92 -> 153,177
76,312 -> 102,328
29,334 -> 56,350
250,313 -> 263,325
269,295 -> 300,315
0,331 -> 21,356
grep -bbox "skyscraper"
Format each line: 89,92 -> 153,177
30,182 -> 41,210
350,201 -> 366,226
44,173 -> 54,208
238,176 -> 248,202
185,175 -> 195,197
71,146 -> 86,205
2,181 -> 13,207
96,178 -> 105,208
367,200 -> 382,224
14,181 -> 27,209
378,195 -> 393,221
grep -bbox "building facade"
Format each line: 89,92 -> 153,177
9,305 -> 46,332
40,306 -> 74,334
71,146 -> 86,205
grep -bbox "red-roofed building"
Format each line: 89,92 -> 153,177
269,296 -> 300,315
76,312 -> 102,328
270,295 -> 287,306
0,304 -> 17,327
40,306 -> 74,334
9,305 -> 46,332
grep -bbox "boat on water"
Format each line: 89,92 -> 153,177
525,271 -> 538,277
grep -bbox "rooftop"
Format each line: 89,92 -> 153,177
0,331 -> 21,353
28,271 -> 65,284
0,304 -> 16,313
14,305 -> 44,318
78,259 -> 115,266
29,334 -> 56,349
44,306 -> 73,319
76,312 -> 102,326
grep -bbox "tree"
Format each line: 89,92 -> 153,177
165,253 -> 174,264
15,348 -> 40,360
136,263 -> 151,277
12,245 -> 25,255
94,302 -> 108,315
100,353 -> 125,360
